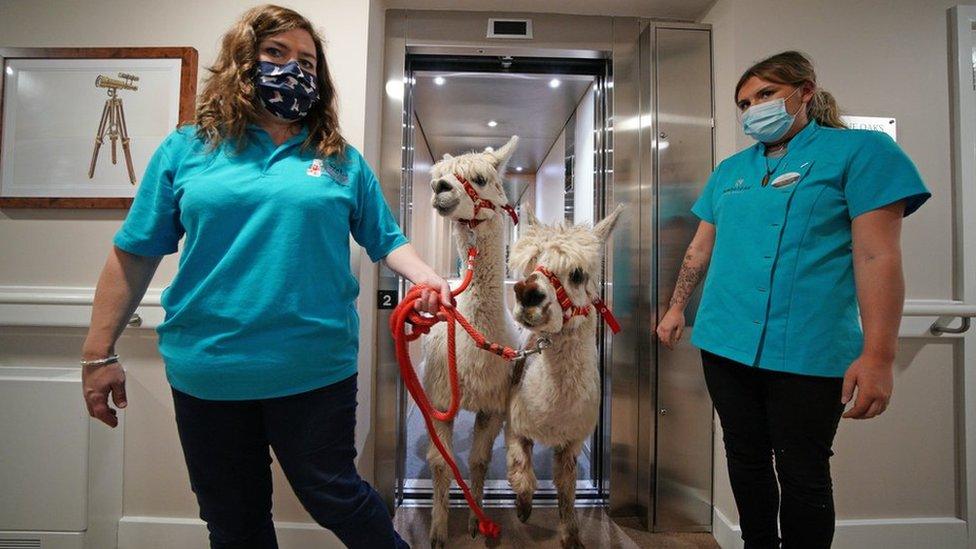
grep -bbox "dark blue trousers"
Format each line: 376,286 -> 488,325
172,374 -> 408,549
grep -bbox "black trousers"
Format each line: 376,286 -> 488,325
701,350 -> 845,549
172,374 -> 408,549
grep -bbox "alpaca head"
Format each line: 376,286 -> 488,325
429,135 -> 519,225
509,205 -> 625,334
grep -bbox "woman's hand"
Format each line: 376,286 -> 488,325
412,274 -> 453,314
383,244 -> 453,314
656,307 -> 685,350
82,362 -> 128,428
841,355 -> 893,420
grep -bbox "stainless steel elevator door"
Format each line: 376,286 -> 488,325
652,26 -> 715,531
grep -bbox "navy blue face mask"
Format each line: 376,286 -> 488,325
254,60 -> 319,121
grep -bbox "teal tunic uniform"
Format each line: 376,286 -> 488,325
114,125 -> 408,400
690,121 -> 930,377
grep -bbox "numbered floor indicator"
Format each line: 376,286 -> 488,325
378,290 -> 398,310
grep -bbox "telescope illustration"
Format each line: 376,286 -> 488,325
88,73 -> 139,184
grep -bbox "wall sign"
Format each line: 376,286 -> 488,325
841,115 -> 897,141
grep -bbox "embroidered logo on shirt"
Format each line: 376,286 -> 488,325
723,178 -> 752,194
325,160 -> 348,185
307,159 -> 323,177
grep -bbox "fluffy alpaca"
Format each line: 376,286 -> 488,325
506,205 -> 624,549
422,136 -> 523,547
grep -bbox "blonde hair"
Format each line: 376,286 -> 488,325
194,4 -> 346,158
735,51 -> 846,129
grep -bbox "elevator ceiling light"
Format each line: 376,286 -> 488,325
434,76 -> 445,86
385,80 -> 404,100
549,78 -> 561,88
487,120 -> 498,127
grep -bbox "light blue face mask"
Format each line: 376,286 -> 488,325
741,87 -> 802,143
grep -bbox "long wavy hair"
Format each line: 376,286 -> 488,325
735,51 -> 847,129
194,4 -> 346,158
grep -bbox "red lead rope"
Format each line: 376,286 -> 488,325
389,249 -> 621,539
388,247 -> 519,539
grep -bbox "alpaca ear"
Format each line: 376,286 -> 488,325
442,153 -> 454,161
521,205 -> 540,226
489,135 -> 519,172
508,242 -> 538,276
594,204 -> 626,241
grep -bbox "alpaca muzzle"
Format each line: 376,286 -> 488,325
513,279 -> 552,328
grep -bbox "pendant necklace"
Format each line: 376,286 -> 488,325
762,145 -> 790,187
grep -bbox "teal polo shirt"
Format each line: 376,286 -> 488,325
114,125 -> 408,400
690,121 -> 929,377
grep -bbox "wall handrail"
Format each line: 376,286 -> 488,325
901,299 -> 976,335
0,285 -> 162,306
902,300 -> 976,317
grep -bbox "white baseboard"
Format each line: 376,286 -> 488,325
117,516 -> 344,549
713,508 -> 967,549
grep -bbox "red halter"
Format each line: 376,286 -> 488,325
533,266 -> 622,334
454,172 -> 519,228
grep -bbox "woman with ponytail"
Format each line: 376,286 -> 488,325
657,51 -> 929,547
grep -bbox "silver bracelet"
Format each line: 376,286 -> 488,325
80,354 -> 120,367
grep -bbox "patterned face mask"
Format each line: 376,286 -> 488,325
254,60 -> 319,121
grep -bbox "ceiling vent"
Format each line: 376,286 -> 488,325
0,539 -> 42,548
487,18 -> 533,39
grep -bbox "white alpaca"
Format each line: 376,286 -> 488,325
506,205 -> 624,549
422,136 -> 523,547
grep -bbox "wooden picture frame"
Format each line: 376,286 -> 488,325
0,47 -> 197,209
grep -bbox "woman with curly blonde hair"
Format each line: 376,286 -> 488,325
80,5 -> 445,547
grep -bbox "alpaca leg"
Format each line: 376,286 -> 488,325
505,424 -> 536,523
467,411 -> 504,537
554,441 -> 584,549
427,418 -> 455,549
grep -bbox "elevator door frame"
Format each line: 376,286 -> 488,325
398,54 -> 610,507
375,10 -> 713,531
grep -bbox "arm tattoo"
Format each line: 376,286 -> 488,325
669,251 -> 707,309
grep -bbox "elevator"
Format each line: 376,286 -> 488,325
375,10 -> 715,532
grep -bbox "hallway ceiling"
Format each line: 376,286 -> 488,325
412,71 -> 594,175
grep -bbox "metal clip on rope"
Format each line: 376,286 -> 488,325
514,335 -> 552,361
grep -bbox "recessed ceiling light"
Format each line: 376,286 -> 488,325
434,76 -> 445,86
549,78 -> 561,88
515,166 -> 523,172
487,120 -> 498,127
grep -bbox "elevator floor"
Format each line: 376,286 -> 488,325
405,404 -> 593,481
393,507 -> 719,548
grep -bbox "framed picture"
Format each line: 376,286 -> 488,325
0,47 -> 197,208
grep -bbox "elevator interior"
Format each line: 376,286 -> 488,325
376,11 -> 716,532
